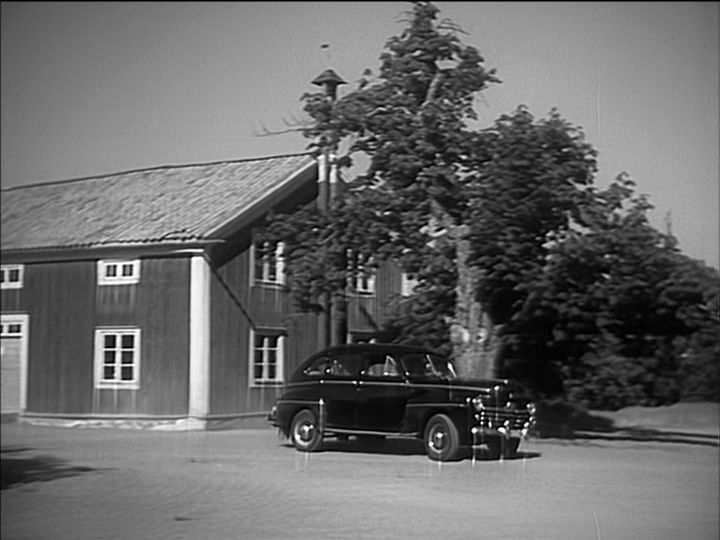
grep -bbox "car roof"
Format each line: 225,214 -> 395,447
309,343 -> 439,356
290,343 -> 445,381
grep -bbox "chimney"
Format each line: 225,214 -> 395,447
312,67 -> 346,212
311,67 -> 348,348
311,68 -> 347,101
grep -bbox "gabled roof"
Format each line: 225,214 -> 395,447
1,153 -> 316,253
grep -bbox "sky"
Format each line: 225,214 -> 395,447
2,2 -> 718,269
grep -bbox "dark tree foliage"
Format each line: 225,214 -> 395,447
381,106 -> 601,374
380,244 -> 457,357
266,1 -> 503,375
262,1 -> 719,408
464,107 -> 598,338
515,174 -> 720,408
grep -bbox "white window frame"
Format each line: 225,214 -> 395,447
400,272 -> 419,297
250,241 -> 285,286
94,327 -> 141,390
97,259 -> 140,285
1,314 -> 29,412
1,264 -> 24,289
353,258 -> 376,296
249,329 -> 285,386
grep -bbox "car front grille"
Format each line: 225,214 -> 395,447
476,407 -> 532,430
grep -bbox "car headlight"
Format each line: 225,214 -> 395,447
472,395 -> 486,411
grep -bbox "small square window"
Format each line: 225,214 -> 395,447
347,254 -> 375,295
98,260 -> 140,285
1,265 -> 24,289
401,272 -> 419,297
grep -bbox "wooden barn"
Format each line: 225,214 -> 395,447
0,152 -> 409,428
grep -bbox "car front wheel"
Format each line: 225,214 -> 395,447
423,414 -> 460,461
289,409 -> 323,452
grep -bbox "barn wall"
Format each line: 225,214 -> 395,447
23,260 -> 96,414
11,257 -> 191,416
207,239 -> 409,416
347,260 -> 404,336
208,235 -> 327,416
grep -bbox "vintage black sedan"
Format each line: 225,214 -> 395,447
268,343 -> 536,461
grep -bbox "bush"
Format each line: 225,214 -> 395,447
558,353 -> 681,411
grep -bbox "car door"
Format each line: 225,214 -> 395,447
355,352 -> 409,432
319,350 -> 364,430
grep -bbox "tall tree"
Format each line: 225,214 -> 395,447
268,1 -> 500,376
519,173 -> 720,408
462,107 -> 597,374
266,1 -> 598,379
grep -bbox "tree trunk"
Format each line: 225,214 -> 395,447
448,224 -> 498,380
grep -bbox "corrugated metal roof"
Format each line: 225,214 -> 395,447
1,153 -> 315,251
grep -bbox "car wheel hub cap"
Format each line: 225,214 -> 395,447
299,423 -> 314,442
431,430 -> 446,450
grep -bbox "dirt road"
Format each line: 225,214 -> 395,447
2,422 -> 718,540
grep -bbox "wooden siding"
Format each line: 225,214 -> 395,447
22,261 -> 96,414
207,241 -> 409,416
0,288 -> 23,312
128,257 -> 190,415
208,249 -> 249,415
347,261 -> 404,334
5,249 -> 408,419
208,244 -> 289,415
285,312 -> 322,371
13,257 -> 191,416
208,239 -> 325,416
204,166 -> 320,417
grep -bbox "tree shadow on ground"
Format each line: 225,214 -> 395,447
1,446 -> 101,490
534,402 -> 719,448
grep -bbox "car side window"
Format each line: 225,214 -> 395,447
326,353 -> 363,379
363,354 -> 401,379
400,353 -> 456,379
400,354 -> 426,377
302,356 -> 332,377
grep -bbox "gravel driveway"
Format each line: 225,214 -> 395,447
2,421 -> 718,540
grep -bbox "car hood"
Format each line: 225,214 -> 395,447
408,376 -> 508,389
409,377 -> 531,402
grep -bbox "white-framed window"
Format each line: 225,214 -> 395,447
251,241 -> 285,286
1,314 -> 30,413
1,321 -> 24,336
97,260 -> 140,285
94,328 -> 141,389
250,330 -> 285,386
1,264 -> 24,289
401,272 -> 419,297
350,255 -> 376,295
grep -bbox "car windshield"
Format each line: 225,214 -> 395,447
400,353 -> 457,380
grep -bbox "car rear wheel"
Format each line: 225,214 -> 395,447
485,437 -> 520,459
423,414 -> 460,461
289,409 -> 323,452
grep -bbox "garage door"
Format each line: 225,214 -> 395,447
1,315 -> 28,413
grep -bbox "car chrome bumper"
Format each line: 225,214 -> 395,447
470,424 -> 533,440
469,410 -> 535,441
